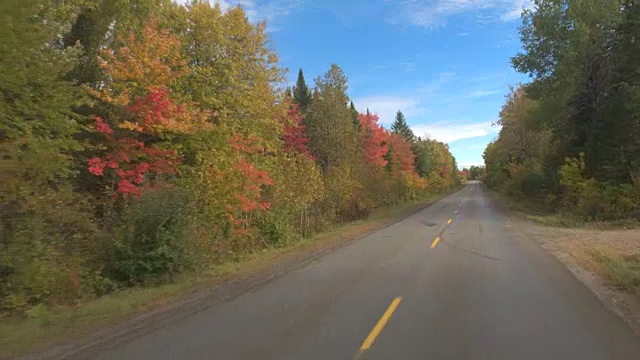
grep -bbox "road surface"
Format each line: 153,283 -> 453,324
91,181 -> 640,360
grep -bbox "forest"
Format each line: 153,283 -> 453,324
0,0 -> 461,315
483,0 -> 640,222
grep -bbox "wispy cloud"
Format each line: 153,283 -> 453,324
352,96 -> 424,125
239,0 -> 303,26
466,89 -> 501,98
352,71 -> 456,123
418,72 -> 457,95
386,0 -> 533,29
411,121 -> 499,144
457,32 -> 469,36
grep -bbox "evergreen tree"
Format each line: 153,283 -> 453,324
349,101 -> 360,130
384,144 -> 395,173
390,110 -> 415,143
306,64 -> 359,171
293,68 -> 312,114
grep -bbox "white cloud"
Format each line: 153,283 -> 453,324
387,0 -> 533,29
352,96 -> 424,125
457,32 -> 469,36
352,72 -> 455,124
466,89 -> 501,98
410,120 -> 499,144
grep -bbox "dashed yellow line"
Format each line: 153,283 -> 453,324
431,237 -> 440,248
359,297 -> 403,353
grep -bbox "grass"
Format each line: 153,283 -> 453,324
591,250 -> 640,291
0,189 -> 458,360
486,188 -> 640,230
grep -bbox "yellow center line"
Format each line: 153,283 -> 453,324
447,219 -> 453,225
359,297 -> 403,353
431,237 -> 440,248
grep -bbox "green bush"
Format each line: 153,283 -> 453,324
558,154 -> 639,221
257,210 -> 298,247
105,188 -> 191,286
0,189 -> 99,315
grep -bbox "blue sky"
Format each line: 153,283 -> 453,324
200,0 -> 533,168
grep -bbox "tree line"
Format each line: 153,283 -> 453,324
0,0 -> 460,315
483,0 -> 640,221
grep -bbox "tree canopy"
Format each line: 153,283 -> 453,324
484,0 -> 640,221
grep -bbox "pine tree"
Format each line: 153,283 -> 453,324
306,64 -> 359,171
349,101 -> 360,130
293,68 -> 312,114
390,110 -> 415,143
384,144 -> 394,173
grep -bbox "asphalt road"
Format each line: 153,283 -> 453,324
92,181 -> 640,360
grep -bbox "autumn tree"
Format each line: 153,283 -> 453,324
385,135 -> 415,174
87,20 -> 209,197
359,112 -> 389,168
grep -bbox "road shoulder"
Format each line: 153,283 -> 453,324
487,190 -> 640,337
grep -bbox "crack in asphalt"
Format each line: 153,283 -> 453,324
439,238 -> 501,261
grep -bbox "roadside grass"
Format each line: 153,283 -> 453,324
590,250 -> 640,291
0,189 -> 459,360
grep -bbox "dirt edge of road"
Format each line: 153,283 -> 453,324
488,188 -> 640,337
14,188 -> 464,360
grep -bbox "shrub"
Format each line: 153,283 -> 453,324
558,154 -> 639,221
104,188 -> 191,286
0,190 -> 100,314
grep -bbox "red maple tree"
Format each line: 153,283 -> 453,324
359,112 -> 389,167
387,134 -> 416,174
88,116 -> 181,197
281,103 -> 314,159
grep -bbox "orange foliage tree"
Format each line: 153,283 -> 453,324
87,20 -> 209,197
359,112 -> 389,167
387,134 -> 416,174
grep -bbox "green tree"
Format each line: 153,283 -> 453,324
390,110 -> 415,143
306,64 -> 360,172
293,68 -> 312,114
349,101 -> 361,130
0,0 -> 99,312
